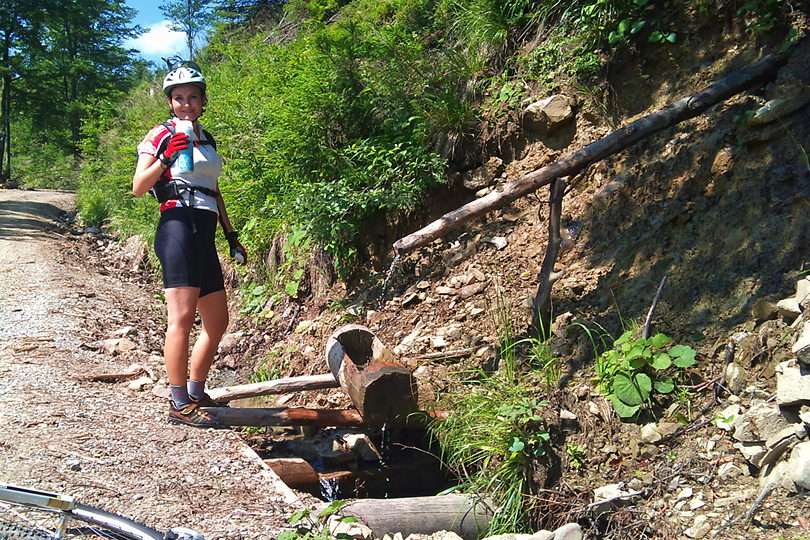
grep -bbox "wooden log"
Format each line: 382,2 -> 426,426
325,325 -> 419,423
206,373 -> 339,403
207,407 -> 366,427
263,458 -> 320,493
207,406 -> 446,428
392,51 -> 788,255
333,494 -> 495,540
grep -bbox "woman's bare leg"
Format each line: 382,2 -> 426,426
189,289 -> 229,383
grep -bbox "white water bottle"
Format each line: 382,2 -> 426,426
175,120 -> 194,173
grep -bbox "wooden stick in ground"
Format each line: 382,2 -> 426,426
392,51 -> 788,255
642,275 -> 668,339
532,178 -> 566,337
206,373 -> 339,403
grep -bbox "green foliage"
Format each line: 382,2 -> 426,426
430,365 -> 550,534
278,500 -> 356,540
595,330 -> 696,418
566,443 -> 586,469
737,0 -> 786,34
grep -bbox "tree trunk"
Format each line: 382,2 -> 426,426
392,51 -> 788,255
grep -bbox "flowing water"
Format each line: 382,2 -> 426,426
376,254 -> 401,309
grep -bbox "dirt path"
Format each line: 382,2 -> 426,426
0,189 -> 304,539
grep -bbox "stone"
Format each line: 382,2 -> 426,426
127,376 -> 153,391
717,462 -> 742,480
747,90 -> 810,126
792,322 -> 810,364
559,409 -> 579,433
798,278 -> 810,306
724,363 -> 745,395
775,297 -> 802,320
776,359 -> 810,406
710,147 -> 734,175
751,298 -> 777,321
785,441 -> 810,491
327,515 -> 373,540
734,441 -> 766,466
482,236 -> 508,250
459,282 -> 487,299
525,532 -> 554,540
462,157 -> 504,191
733,402 -> 795,442
342,434 -> 383,462
552,523 -> 583,540
640,423 -> 662,444
523,95 -> 574,134
683,515 -> 710,539
657,421 -> 680,437
430,336 -> 448,349
713,404 -> 741,431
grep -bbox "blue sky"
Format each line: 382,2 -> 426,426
124,0 -> 188,66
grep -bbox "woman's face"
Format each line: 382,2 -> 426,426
167,84 -> 205,121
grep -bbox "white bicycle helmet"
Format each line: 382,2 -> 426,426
163,62 -> 206,96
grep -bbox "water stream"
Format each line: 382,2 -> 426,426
376,253 -> 401,309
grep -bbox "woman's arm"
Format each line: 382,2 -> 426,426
132,153 -> 167,197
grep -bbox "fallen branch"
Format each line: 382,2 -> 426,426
393,51 -> 788,255
206,373 -> 339,402
75,366 -> 147,382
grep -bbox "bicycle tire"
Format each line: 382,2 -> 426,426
0,500 -> 164,540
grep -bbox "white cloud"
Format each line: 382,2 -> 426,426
126,20 -> 187,60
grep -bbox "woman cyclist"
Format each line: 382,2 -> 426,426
132,59 -> 246,428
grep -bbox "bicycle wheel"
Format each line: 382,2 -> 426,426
0,500 -> 163,539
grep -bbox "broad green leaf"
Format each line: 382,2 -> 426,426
609,394 -> 641,418
649,30 -> 663,42
650,333 -> 672,349
629,356 -> 647,370
614,330 -> 635,346
613,372 -> 644,405
670,345 -> 697,368
651,352 -> 672,370
635,372 -> 652,401
666,32 -> 677,43
618,19 -> 631,33
625,344 -> 645,360
631,20 -> 647,34
653,375 -> 675,393
508,437 -> 525,453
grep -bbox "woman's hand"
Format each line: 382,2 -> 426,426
226,231 -> 247,265
159,132 -> 190,166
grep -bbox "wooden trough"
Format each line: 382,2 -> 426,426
325,324 -> 419,424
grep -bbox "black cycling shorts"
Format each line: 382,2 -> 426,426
154,207 -> 224,297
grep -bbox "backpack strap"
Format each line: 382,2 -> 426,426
150,122 -> 218,202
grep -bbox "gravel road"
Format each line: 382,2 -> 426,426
0,188 -> 305,539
